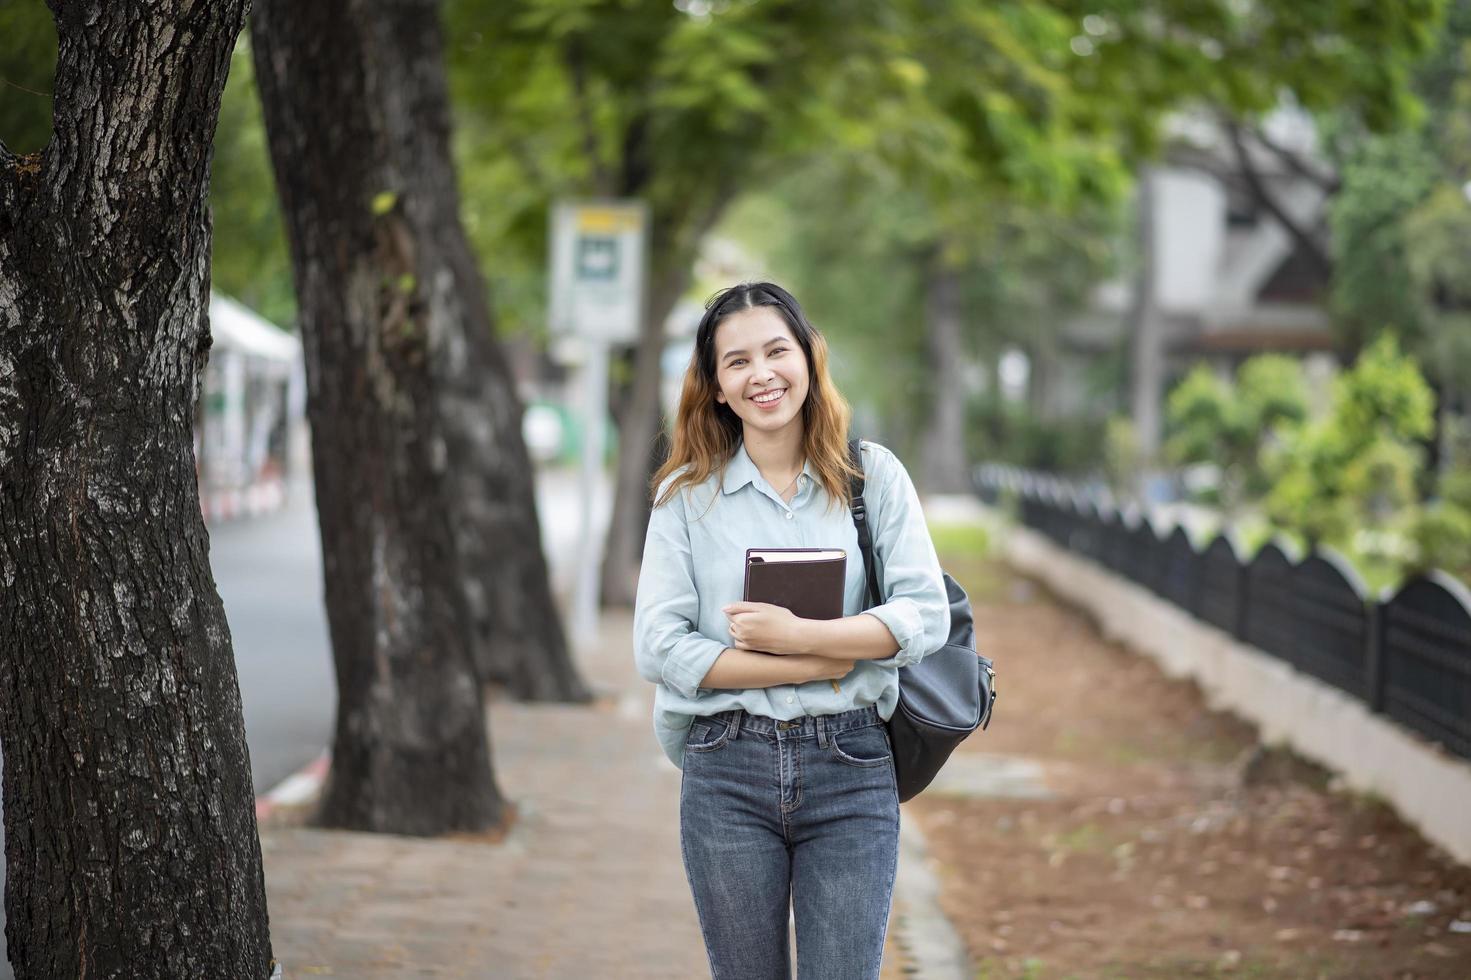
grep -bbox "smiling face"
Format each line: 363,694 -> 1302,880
711,306 -> 811,440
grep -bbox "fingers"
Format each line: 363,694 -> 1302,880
722,601 -> 779,616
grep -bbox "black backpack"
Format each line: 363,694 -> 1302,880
848,438 -> 996,802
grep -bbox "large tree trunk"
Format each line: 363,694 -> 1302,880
398,30 -> 588,704
251,0 -> 505,834
438,267 -> 590,702
0,3 -> 274,977
920,248 -> 971,493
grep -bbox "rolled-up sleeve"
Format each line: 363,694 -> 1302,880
633,479 -> 727,699
861,445 -> 950,669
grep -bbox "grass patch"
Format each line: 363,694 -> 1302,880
929,521 -> 993,557
929,520 -> 1009,603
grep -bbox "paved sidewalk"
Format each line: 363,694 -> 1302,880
259,605 -> 959,977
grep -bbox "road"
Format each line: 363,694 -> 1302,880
0,465 -> 605,973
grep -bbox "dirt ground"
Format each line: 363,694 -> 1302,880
908,550 -> 1471,980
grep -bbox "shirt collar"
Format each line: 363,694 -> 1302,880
721,440 -> 817,495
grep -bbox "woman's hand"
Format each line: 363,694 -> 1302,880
722,601 -> 809,655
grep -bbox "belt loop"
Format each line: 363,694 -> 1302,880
816,714 -> 828,749
726,708 -> 743,741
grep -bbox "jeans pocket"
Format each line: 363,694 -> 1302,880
829,724 -> 892,768
685,717 -> 733,753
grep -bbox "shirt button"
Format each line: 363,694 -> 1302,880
785,511 -> 794,520
786,696 -> 794,703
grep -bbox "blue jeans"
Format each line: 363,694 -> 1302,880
679,705 -> 901,980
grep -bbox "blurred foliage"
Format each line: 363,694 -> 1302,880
1405,500 -> 1471,577
1265,335 -> 1435,552
927,521 -> 992,559
725,0 -> 1440,461
1103,415 -> 1145,502
0,0 -> 55,154
1,0 -> 1454,376
965,397 -> 1109,476
210,39 -> 295,327
719,159 -> 1123,455
1164,356 -> 1309,516
444,0 -> 927,341
1327,0 -> 1471,389
442,0 -> 1145,348
1405,414 -> 1471,576
1328,133 -> 1439,352
1157,338 -> 1469,586
441,0 -> 1447,358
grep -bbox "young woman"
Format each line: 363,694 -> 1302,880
633,281 -> 950,979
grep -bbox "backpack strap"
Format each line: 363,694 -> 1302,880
847,437 -> 883,610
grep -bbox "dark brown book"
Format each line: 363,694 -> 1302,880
743,548 -> 847,621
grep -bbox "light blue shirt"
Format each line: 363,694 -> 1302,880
633,439 -> 950,769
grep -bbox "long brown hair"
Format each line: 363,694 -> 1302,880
651,282 -> 861,512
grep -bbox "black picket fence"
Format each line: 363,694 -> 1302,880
974,464 -> 1471,764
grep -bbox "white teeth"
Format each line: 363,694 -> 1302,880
752,389 -> 785,404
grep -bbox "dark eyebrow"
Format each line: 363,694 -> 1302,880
720,336 -> 790,363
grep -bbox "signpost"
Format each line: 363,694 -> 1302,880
549,200 -> 648,647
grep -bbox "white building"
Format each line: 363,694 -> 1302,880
1050,110 -> 1342,428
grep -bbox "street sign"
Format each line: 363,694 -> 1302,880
550,200 -> 648,344
548,198 -> 648,648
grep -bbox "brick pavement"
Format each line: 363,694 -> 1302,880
259,607 -> 940,978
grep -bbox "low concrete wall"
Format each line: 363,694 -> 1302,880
1001,522 -> 1471,867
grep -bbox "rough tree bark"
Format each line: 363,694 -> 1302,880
431,125 -> 588,705
441,336 -> 591,704
0,2 -> 274,976
919,247 -> 972,493
251,0 -> 505,833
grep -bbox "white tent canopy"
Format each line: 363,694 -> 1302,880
209,293 -> 300,363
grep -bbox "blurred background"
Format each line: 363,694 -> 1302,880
6,0 -> 1469,590
3,0 -> 1471,975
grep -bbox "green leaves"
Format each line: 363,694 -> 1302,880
1264,334 -> 1436,550
209,36 -> 295,326
0,0 -> 58,153
1332,334 -> 1436,448
371,191 -> 399,216
1165,356 -> 1309,514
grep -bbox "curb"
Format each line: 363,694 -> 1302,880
255,750 -> 331,822
892,815 -> 973,979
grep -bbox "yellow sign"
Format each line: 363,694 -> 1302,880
575,207 -> 643,235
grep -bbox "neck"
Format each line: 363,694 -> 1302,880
742,423 -> 805,477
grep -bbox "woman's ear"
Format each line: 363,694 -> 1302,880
715,390 -> 726,405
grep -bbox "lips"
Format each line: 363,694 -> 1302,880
750,388 -> 786,409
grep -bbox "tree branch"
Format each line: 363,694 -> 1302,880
1246,122 -> 1340,194
561,35 -> 612,196
617,108 -> 651,197
1222,117 -> 1334,278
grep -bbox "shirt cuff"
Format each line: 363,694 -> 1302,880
661,636 -> 728,699
863,601 -> 927,669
